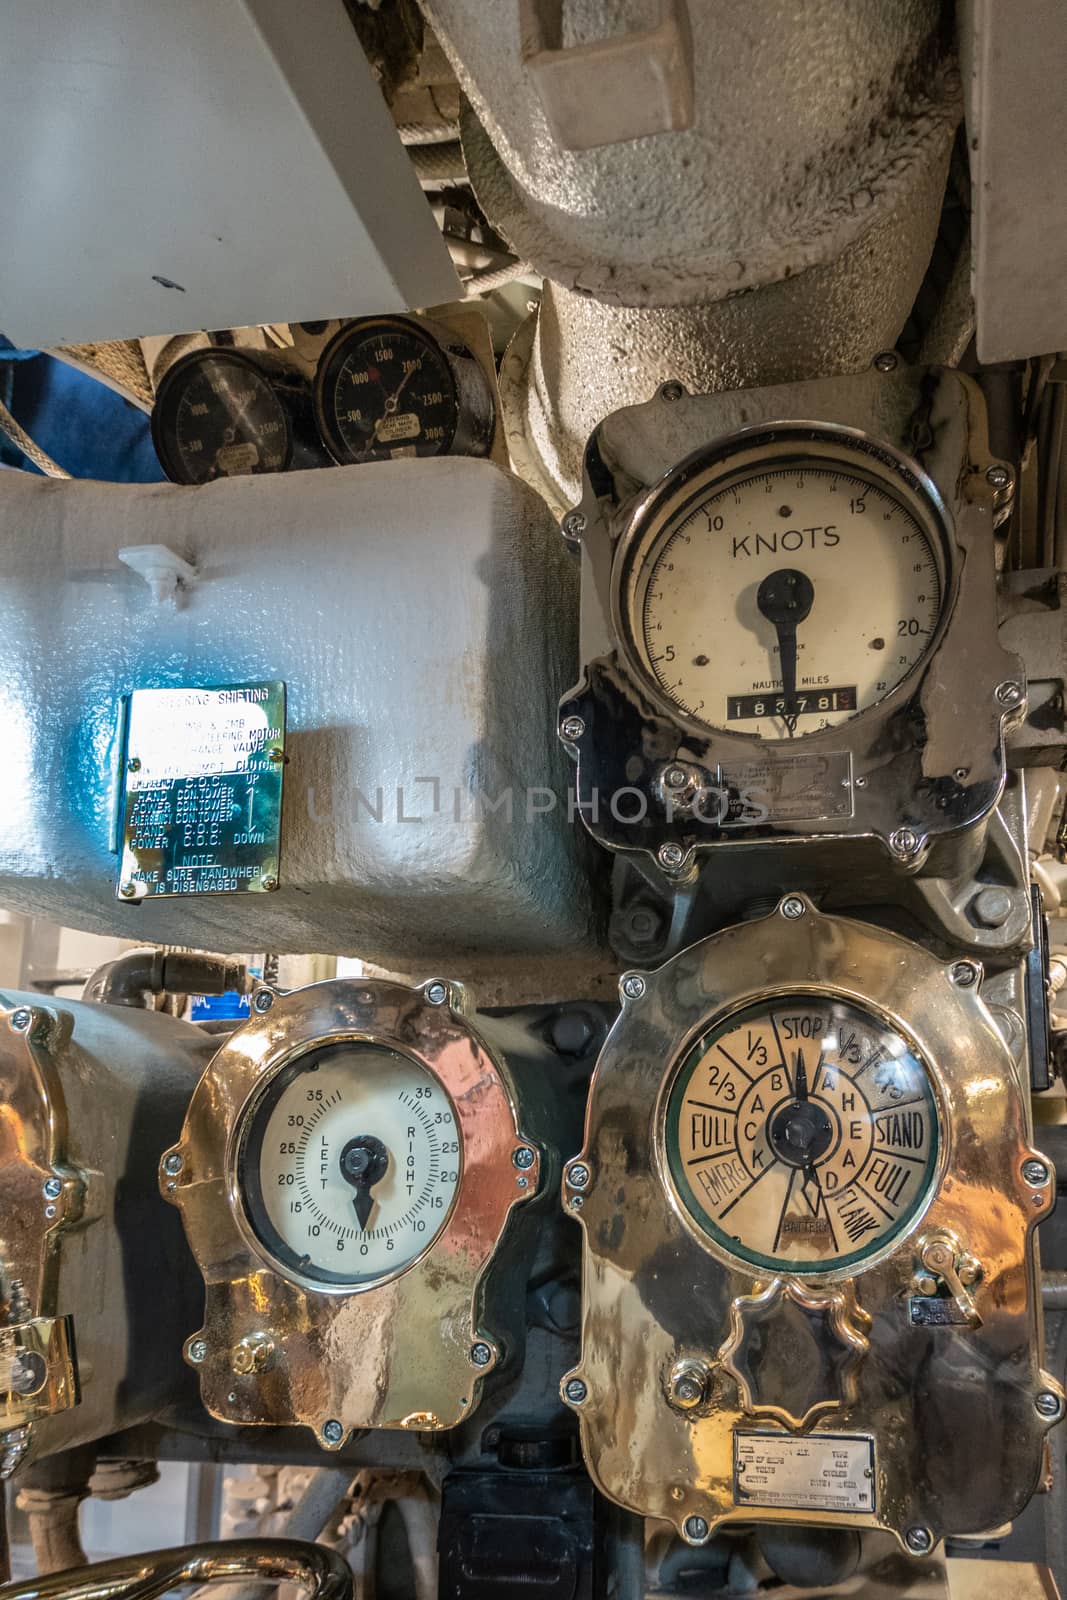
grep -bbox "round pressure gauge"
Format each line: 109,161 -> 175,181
152,348 -> 304,485
663,994 -> 940,1274
237,1040 -> 461,1288
313,315 -> 495,465
617,429 -> 948,740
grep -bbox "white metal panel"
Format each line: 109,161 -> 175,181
963,0 -> 1067,363
0,458 -> 596,971
0,0 -> 459,347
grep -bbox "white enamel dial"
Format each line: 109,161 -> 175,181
629,458 -> 943,739
239,1042 -> 461,1287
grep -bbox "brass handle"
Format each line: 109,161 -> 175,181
0,1540 -> 353,1600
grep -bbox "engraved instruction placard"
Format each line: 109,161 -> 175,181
117,682 -> 285,900
733,1431 -> 876,1513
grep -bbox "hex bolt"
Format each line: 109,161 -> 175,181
669,1359 -> 710,1411
231,1333 -> 275,1376
780,896 -> 806,920
562,511 -> 587,541
469,1342 -> 493,1368
905,1526 -> 934,1555
661,381 -> 685,402
986,464 -> 1013,491
1023,1158 -> 1050,1187
889,828 -> 920,860
621,974 -> 646,1001
321,1419 -> 344,1446
425,981 -> 449,1007
972,887 -> 1013,928
10,1009 -> 32,1033
187,1338 -> 208,1365
1036,1390 -> 1062,1419
42,1177 -> 62,1200
513,1146 -> 536,1171
162,1151 -> 183,1177
564,1377 -> 588,1404
873,351 -> 898,372
549,1010 -> 596,1055
684,1515 -> 710,1543
560,715 -> 586,742
622,906 -> 663,948
658,841 -> 686,873
252,989 -> 274,1014
950,961 -> 980,988
995,680 -> 1023,708
567,1162 -> 591,1191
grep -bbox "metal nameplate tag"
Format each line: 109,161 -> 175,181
117,682 -> 285,900
733,1431 -> 876,1513
718,751 -> 854,826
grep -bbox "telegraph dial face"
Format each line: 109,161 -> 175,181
663,996 -> 940,1273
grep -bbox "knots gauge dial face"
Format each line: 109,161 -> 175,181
621,450 -> 945,740
238,1041 -> 461,1288
663,996 -> 940,1273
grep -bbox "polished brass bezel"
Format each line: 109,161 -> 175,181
652,986 -> 946,1281
562,900 -> 1062,1550
163,978 -> 540,1442
228,1034 -> 464,1297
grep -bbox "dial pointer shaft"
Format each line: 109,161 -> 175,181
756,568 -> 815,734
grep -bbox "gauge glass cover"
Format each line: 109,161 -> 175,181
238,1040 -> 461,1287
625,454 -> 944,739
664,996 -> 939,1273
315,317 -> 460,464
152,350 -> 291,485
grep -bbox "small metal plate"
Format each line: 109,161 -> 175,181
909,1295 -> 972,1327
719,751 -> 854,826
733,1431 -> 876,1513
117,682 -> 285,900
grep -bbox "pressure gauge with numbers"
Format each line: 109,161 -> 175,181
663,995 -> 940,1273
151,347 -> 324,485
313,315 -> 495,466
238,1041 -> 461,1289
617,430 -> 949,741
163,978 -> 545,1440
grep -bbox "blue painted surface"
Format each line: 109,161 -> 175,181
190,992 -> 252,1022
0,334 -> 165,482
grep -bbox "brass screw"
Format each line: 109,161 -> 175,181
958,1254 -> 981,1287
231,1333 -> 275,1376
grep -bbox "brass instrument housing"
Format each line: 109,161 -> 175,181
561,899 -> 1062,1551
163,978 -> 543,1448
0,995 -> 209,1476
